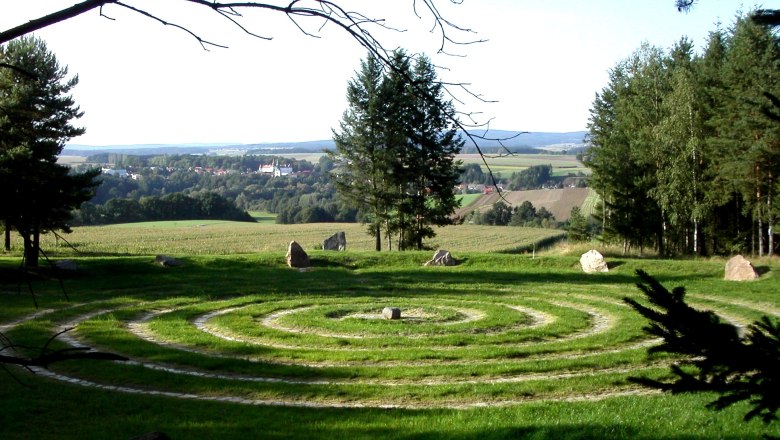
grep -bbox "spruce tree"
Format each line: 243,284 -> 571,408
0,36 -> 99,267
328,53 -> 393,251
399,54 -> 463,250
627,270 -> 780,428
330,50 -> 463,251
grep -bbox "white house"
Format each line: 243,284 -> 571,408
101,168 -> 129,178
258,160 -> 293,177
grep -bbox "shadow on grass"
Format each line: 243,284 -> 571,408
756,265 -> 772,276
0,376 -> 768,440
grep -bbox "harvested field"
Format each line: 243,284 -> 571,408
456,187 -> 591,221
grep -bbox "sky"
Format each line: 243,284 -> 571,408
0,1 -> 760,146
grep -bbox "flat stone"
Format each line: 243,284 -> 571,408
154,255 -> 182,267
54,259 -> 79,271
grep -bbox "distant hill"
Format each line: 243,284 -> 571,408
62,131 -> 586,157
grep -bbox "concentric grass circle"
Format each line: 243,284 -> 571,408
6,287 -> 776,409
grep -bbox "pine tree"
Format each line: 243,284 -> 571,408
585,61 -> 661,254
0,36 -> 99,267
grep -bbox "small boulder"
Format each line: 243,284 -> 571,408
286,241 -> 310,268
725,255 -> 759,281
424,249 -> 458,266
580,250 -> 608,273
54,259 -> 79,272
154,255 -> 182,267
323,231 -> 347,251
382,307 -> 401,320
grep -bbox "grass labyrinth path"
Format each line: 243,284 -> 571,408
5,252 -> 778,414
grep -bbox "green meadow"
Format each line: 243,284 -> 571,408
0,222 -> 778,439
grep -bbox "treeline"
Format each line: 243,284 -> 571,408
86,152 -> 315,173
466,202 -> 600,242
73,192 -> 255,225
585,12 -> 780,256
462,163 -> 587,191
467,201 -> 556,227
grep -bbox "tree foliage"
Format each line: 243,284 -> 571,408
0,36 -> 99,267
329,51 -> 463,251
626,270 -> 780,426
585,13 -> 780,256
508,164 -> 553,190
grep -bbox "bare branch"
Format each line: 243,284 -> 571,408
115,2 -> 228,50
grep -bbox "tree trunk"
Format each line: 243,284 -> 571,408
4,221 -> 9,251
757,167 -> 763,257
374,223 -> 381,251
768,173 -> 774,257
22,234 -> 38,268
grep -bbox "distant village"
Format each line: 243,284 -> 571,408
101,159 -> 304,180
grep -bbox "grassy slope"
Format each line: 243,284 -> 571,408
0,251 -> 778,439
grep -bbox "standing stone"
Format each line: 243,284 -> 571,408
580,250 -> 608,273
424,249 -> 458,266
382,307 -> 401,320
286,241 -> 310,268
724,255 -> 759,281
323,231 -> 347,251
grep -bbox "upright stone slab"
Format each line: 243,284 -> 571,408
286,241 -> 310,268
724,255 -> 759,281
382,307 -> 401,320
424,249 -> 458,266
323,231 -> 347,251
580,250 -> 608,273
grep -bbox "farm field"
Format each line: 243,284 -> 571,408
4,221 -> 565,257
457,153 -> 588,178
456,188 -> 593,221
1,250 -> 778,439
265,152 -> 587,179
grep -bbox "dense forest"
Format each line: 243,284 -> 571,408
585,12 -> 780,256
